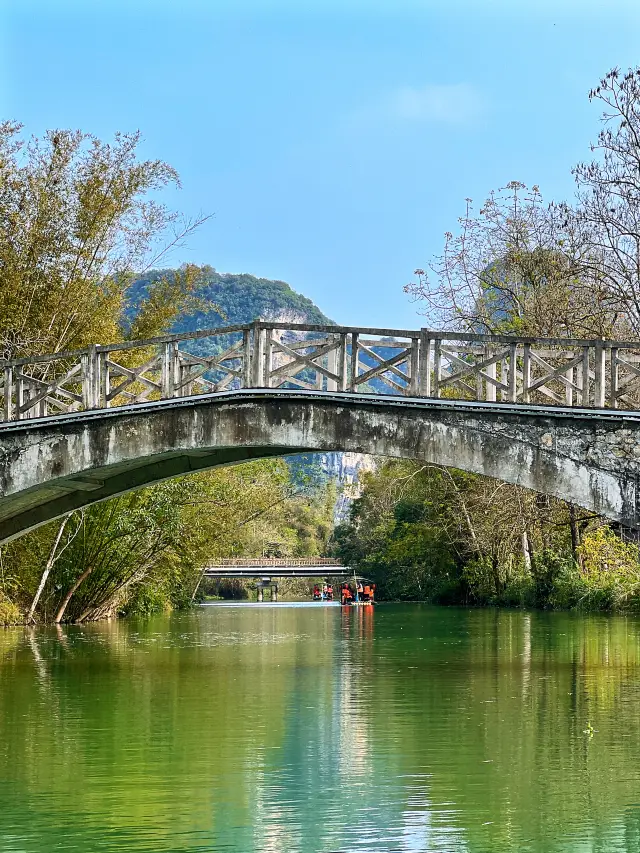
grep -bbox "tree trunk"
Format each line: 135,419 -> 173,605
569,503 -> 583,569
54,565 -> 93,624
27,514 -> 71,623
522,529 -> 532,574
536,494 -> 551,550
492,553 -> 502,595
75,567 -> 147,623
190,568 -> 207,603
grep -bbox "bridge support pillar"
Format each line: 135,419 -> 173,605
256,578 -> 278,602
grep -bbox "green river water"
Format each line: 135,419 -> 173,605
1,603 -> 640,852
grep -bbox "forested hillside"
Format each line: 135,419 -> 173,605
126,265 -> 332,334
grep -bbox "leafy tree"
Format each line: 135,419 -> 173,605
405,182 -> 607,338
0,123 -> 208,360
571,68 -> 640,336
332,460 -> 613,610
395,66 -> 640,613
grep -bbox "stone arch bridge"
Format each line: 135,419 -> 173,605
1,320 -> 640,542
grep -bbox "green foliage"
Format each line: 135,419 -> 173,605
0,591 -> 20,625
331,461 -> 467,603
282,482 -> 337,557
550,528 -> 640,612
0,123 -> 207,360
333,460 -> 640,613
3,456 -> 337,622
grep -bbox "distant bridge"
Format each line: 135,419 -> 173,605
2,320 -> 640,540
204,558 -> 351,579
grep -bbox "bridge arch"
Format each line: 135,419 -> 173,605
0,388 -> 638,542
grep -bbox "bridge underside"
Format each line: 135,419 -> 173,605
0,389 -> 640,542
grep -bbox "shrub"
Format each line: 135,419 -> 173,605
549,528 -> 640,612
0,592 -> 21,626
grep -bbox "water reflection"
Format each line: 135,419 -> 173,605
1,605 -> 640,851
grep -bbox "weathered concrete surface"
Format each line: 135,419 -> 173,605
1,388 -> 640,542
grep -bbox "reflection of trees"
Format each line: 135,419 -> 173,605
3,608 -> 640,851
0,612 -> 304,849
365,607 -> 640,851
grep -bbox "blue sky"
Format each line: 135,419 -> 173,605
3,0 -> 640,328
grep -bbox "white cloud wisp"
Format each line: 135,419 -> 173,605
387,82 -> 486,124
350,82 -> 487,129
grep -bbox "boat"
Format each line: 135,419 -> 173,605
312,583 -> 334,602
339,574 -> 376,607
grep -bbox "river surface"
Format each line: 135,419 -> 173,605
2,604 -> 640,852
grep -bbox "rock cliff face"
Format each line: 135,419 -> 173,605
316,452 -> 377,521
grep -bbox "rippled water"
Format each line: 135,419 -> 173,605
2,603 -> 640,852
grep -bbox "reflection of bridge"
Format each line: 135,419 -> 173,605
3,320 -> 640,540
204,559 -> 351,579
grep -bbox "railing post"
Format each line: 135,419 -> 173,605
349,332 -> 359,392
242,329 -> 251,388
161,342 -> 180,398
565,366 -> 574,407
338,333 -> 348,392
82,345 -> 99,410
507,343 -> 517,402
485,347 -> 496,402
16,373 -> 25,420
98,350 -> 109,408
179,356 -> 193,397
173,343 -> 181,396
3,366 -> 13,421
264,328 -> 273,388
161,342 -> 172,398
594,342 -> 606,408
610,347 -> 619,409
81,350 -> 89,410
252,323 -> 266,387
315,350 -> 324,390
580,346 -> 589,407
419,330 -> 431,397
92,345 -> 101,408
522,344 -> 531,403
409,336 -> 419,396
433,338 -> 442,398
327,339 -> 338,392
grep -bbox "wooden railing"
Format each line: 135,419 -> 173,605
3,320 -> 640,420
